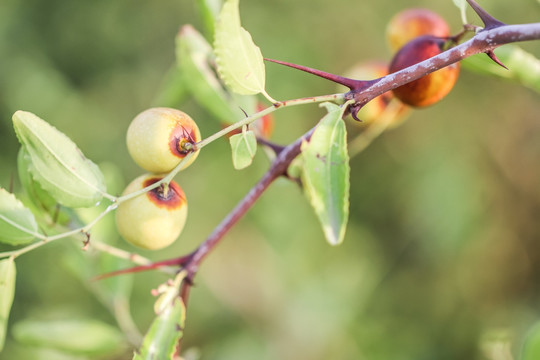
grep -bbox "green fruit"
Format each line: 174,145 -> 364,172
116,174 -> 188,250
127,108 -> 201,173
386,8 -> 450,52
389,35 -> 460,107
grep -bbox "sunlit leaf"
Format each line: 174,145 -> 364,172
462,45 -> 540,94
521,323 -> 540,360
12,318 -> 125,357
214,0 -> 266,96
12,111 -> 106,208
452,0 -> 468,24
176,25 -> 245,124
134,298 -> 186,360
0,257 -> 16,351
229,129 -> 257,169
195,0 -> 223,42
0,188 -> 38,245
301,103 -> 350,246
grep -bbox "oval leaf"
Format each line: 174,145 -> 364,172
12,111 -> 106,208
177,25 -> 246,124
0,188 -> 38,245
521,323 -> 540,360
229,129 -> 257,169
134,298 -> 186,360
0,258 -> 16,351
12,318 -> 125,356
301,103 -> 350,246
214,0 -> 266,95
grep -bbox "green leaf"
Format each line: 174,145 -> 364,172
452,0 -> 468,24
0,257 -> 16,352
214,0 -> 266,96
0,188 -> 38,245
12,318 -> 125,357
176,25 -> 245,124
301,103 -> 350,246
12,111 -> 107,208
462,45 -> 540,94
134,298 -> 186,360
521,323 -> 540,360
195,0 -> 223,42
229,129 -> 257,169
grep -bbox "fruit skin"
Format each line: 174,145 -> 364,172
116,174 -> 188,250
340,61 -> 410,126
127,107 -> 201,173
389,35 -> 460,107
386,8 -> 450,51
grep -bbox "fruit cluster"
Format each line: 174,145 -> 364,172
116,108 -> 201,250
343,8 -> 460,126
386,8 -> 460,107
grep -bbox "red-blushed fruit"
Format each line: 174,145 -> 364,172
389,35 -> 460,107
127,108 -> 201,173
386,8 -> 450,52
115,174 -> 188,250
340,61 -> 410,126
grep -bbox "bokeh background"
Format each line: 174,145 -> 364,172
1,0 -> 540,359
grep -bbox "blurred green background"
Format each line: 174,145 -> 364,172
1,0 -> 540,359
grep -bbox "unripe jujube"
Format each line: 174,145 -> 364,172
386,8 -> 450,52
389,35 -> 460,107
116,174 -> 188,250
127,108 -> 201,173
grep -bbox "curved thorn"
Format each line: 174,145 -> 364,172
466,0 -> 505,29
486,50 -> 509,70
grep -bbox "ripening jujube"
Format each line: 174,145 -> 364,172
127,107 -> 201,173
115,174 -> 188,250
389,35 -> 460,107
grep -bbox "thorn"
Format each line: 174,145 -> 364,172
265,58 -> 366,90
466,0 -> 505,29
349,104 -> 363,122
486,50 -> 508,70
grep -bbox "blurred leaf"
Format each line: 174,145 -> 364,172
134,298 -> 186,360
214,0 -> 266,96
521,323 -> 540,360
195,0 -> 223,42
462,45 -> 540,94
301,103 -> 350,246
17,147 -> 71,226
152,66 -> 190,108
176,25 -> 241,124
452,0 -> 468,24
229,129 -> 257,169
0,257 -> 16,351
12,111 -> 107,208
0,188 -> 38,245
12,318 -> 125,357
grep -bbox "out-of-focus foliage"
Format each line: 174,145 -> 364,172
0,0 -> 540,359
